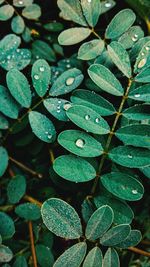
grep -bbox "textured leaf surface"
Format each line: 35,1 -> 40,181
78,39 -> 104,60
134,40 -> 150,74
41,198 -> 82,239
0,146 -> 8,177
32,40 -> 56,62
44,98 -> 71,121
128,84 -> 150,102
0,212 -> 15,240
123,104 -> 150,120
103,248 -> 120,267
81,0 -> 101,27
0,5 -> 14,21
7,175 -> 26,204
58,27 -> 91,45
15,203 -> 41,220
22,4 -> 41,19
53,154 -> 96,182
118,26 -> 144,49
11,16 -> 25,34
13,256 -> 28,267
117,230 -> 142,248
35,244 -> 54,267
0,245 -> 13,263
83,247 -> 103,267
135,67 -> 150,83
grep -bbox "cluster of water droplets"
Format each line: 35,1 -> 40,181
45,131 -> 52,140
84,114 -> 101,124
131,34 -> 138,42
137,44 -> 150,69
33,65 -> 45,81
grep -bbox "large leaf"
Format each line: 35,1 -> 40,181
83,247 -> 103,267
100,224 -> 131,246
53,242 -> 87,267
53,154 -> 96,182
117,230 -> 142,248
109,145 -> 150,168
6,69 -> 32,108
103,248 -> 120,267
107,41 -> 131,78
128,84 -> 150,102
0,212 -> 15,240
44,98 -> 71,121
85,205 -> 114,241
58,130 -> 103,157
101,172 -> 144,201
105,9 -> 136,39
123,104 -> 150,120
88,64 -> 124,96
71,89 -> 116,116
66,105 -> 110,134
28,111 -> 56,143
7,175 -> 26,204
78,39 -> 104,60
0,146 -> 8,177
116,124 -> 150,148
58,28 -> 91,45
49,68 -> 83,96
41,198 -> 82,239
15,203 -> 41,220
81,0 -> 101,27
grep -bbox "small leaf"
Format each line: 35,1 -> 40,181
0,212 -> 15,240
0,34 -> 21,56
28,111 -> 56,143
103,248 -> 120,267
134,40 -> 150,73
85,205 -> 114,241
135,67 -> 150,83
32,59 -> 51,97
117,230 -> 142,248
116,124 -> 150,148
109,145 -> 150,168
83,247 -> 103,267
78,39 -> 104,60
71,89 -> 116,116
130,36 -> 150,62
22,4 -> 41,19
100,224 -> 131,246
35,244 -> 54,267
13,256 -> 28,267
123,104 -> 150,120
0,147 -> 8,177
32,40 -> 56,62
11,16 -> 25,34
66,105 -> 110,134
6,69 -> 32,108
0,5 -> 14,21
107,41 -> 132,78
105,9 -> 136,39
58,27 -> 91,45
88,64 -> 124,96
15,203 -> 41,220
41,198 -> 82,239
0,114 -> 9,130
49,68 -> 83,96
53,154 -> 96,182
81,0 -> 101,27
0,245 -> 13,263
7,175 -> 26,204
118,26 -> 144,49
101,172 -> 144,201
53,242 -> 87,267
44,98 -> 71,121
58,129 -> 103,157
128,84 -> 150,102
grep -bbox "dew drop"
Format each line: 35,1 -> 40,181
105,1 -> 112,8
66,64 -> 71,68
34,74 -> 39,80
145,46 -> 150,51
132,189 -> 138,194
138,58 -> 147,69
63,102 -> 72,111
57,109 -> 61,113
141,52 -> 145,56
57,105 -> 60,110
18,0 -> 24,5
58,100 -> 61,104
75,139 -> 85,148
95,118 -> 100,123
45,131 -> 48,134
128,154 -> 133,159
39,66 -> 45,72
47,134 -> 52,139
85,115 -> 90,120
66,77 -> 75,86
134,94 -> 140,98
132,34 -> 138,42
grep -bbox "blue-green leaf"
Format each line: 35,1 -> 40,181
58,28 -> 91,45
128,84 -> 150,102
81,0 -> 101,27
117,230 -> 142,248
35,244 -> 54,267
78,39 -> 104,60
44,98 -> 71,121
123,104 -> 150,120
11,16 -> 25,34
103,248 -> 120,267
12,256 -> 28,267
32,40 -> 56,62
0,114 -> 9,130
7,175 -> 26,204
0,212 -> 15,240
135,67 -> 150,83
15,203 -> 41,220
0,147 -> 8,177
83,247 -> 103,267
118,26 -> 144,49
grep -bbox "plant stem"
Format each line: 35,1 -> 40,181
24,195 -> 42,207
91,79 -> 132,195
28,221 -> 38,267
128,246 -> 150,257
49,149 -> 55,164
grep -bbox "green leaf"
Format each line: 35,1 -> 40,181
66,105 -> 110,134
0,245 -> 13,263
78,39 -> 104,60
35,244 -> 54,267
57,0 -> 87,26
81,0 -> 101,27
103,248 -> 120,267
44,22 -> 64,32
134,40 -> 150,73
12,256 -> 28,267
101,172 -> 144,201
0,34 -> 21,56
53,242 -> 87,267
71,89 -> 116,116
49,68 -> 83,96
117,230 -> 142,248
53,154 -> 96,182
0,147 -> 8,177
85,205 -> 114,241
118,26 -> 144,49
82,199 -> 94,223
28,111 -> 56,143
116,124 -> 150,148
15,203 -> 41,220
44,98 -> 71,121
88,64 -> 124,96
11,16 -> 25,34
135,67 -> 150,83
22,4 -> 41,19
41,198 -> 82,239
109,145 -> 150,168
32,59 -> 51,97
83,247 -> 103,267
128,84 -> 150,102
0,85 -> 20,119
107,41 -> 131,78
100,224 -> 131,246
130,36 -> 150,62
0,212 -> 15,240
123,104 -> 150,120
6,69 -> 32,108
32,40 -> 56,62
105,9 -> 136,39
140,166 -> 150,179
0,5 -> 14,21
58,130 -> 103,157
101,1 -> 116,14
94,195 -> 134,224
58,28 -> 91,46
7,175 -> 26,204
0,114 -> 9,130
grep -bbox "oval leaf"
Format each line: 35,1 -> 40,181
11,16 -> 25,34
123,104 -> 150,120
7,175 -> 26,204
58,27 -> 91,45
128,84 -> 150,102
0,212 -> 15,240
117,230 -> 142,248
118,26 -> 144,49
0,146 -> 8,177
35,244 -> 54,267
44,98 -> 71,121
0,5 -> 14,21
81,0 -> 101,27
22,4 -> 41,19
83,247 -> 103,267
0,245 -> 13,263
103,248 -> 120,267
135,67 -> 150,83
15,203 -> 41,220
78,39 -> 104,60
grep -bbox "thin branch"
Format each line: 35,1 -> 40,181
49,149 -> 55,164
24,195 -> 42,207
128,246 -> 150,257
28,221 -> 38,267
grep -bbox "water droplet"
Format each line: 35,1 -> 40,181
57,109 -> 60,113
138,58 -> 147,68
132,34 -> 138,42
47,134 -> 52,139
66,77 -> 75,86
18,0 -> 24,5
7,55 -> 11,60
57,105 -> 60,110
63,102 -> 72,111
39,66 -> 45,72
66,64 -> 71,68
34,74 -> 39,80
45,131 -> 48,134
36,55 -> 40,59
75,139 -> 85,148
85,115 -> 90,120
132,189 -> 138,194
58,100 -> 61,104
134,94 -> 140,98
95,118 -> 100,123
105,1 -> 112,7
145,46 -> 150,51
128,154 -> 133,159
141,52 -> 145,56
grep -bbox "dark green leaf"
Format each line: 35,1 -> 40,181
0,146 -> 8,177
78,39 -> 104,60
32,40 -> 56,62
35,244 -> 54,267
7,175 -> 26,204
83,247 -> 103,267
15,203 -> 41,220
135,67 -> 150,83
103,248 -> 120,267
81,0 -> 101,27
44,98 -> 71,121
117,230 -> 142,248
128,84 -> 150,102
58,28 -> 91,45
12,256 -> 28,267
0,212 -> 15,240
123,104 -> 150,120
